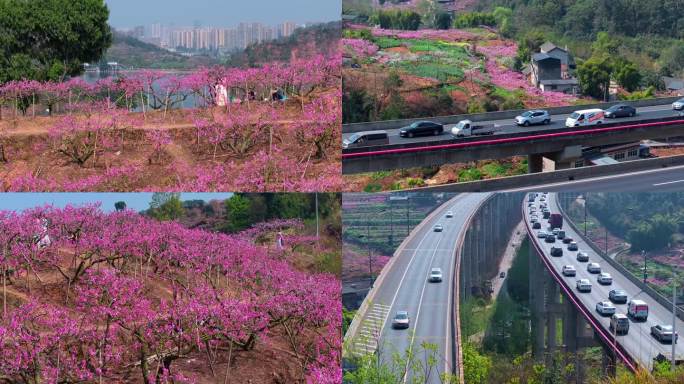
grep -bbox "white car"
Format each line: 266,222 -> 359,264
429,268 -> 443,282
597,272 -> 613,285
576,279 -> 592,292
433,224 -> 443,232
587,262 -> 601,274
537,231 -> 548,238
596,301 -> 616,316
446,211 -> 453,218
392,311 -> 410,329
562,265 -> 576,276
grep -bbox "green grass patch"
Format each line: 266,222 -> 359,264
373,36 -> 403,49
481,162 -> 511,178
459,168 -> 483,182
398,60 -> 464,82
363,183 -> 383,193
370,171 -> 391,180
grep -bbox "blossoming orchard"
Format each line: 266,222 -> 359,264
0,55 -> 341,192
0,205 -> 341,383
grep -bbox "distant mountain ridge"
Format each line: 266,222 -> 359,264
227,21 -> 341,67
104,30 -> 219,70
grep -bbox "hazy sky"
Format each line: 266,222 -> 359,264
104,0 -> 341,28
0,193 -> 233,212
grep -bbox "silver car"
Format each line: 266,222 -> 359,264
392,311 -> 410,329
673,98 -> 684,111
596,301 -> 616,316
515,110 -> 551,126
429,268 -> 443,282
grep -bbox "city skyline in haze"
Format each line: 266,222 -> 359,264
104,0 -> 341,29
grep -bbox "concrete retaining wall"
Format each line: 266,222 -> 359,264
343,97 -> 682,133
556,193 -> 684,321
411,155 -> 684,192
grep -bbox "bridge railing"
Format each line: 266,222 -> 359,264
556,193 -> 684,321
343,96 -> 683,134
523,196 -> 638,371
343,116 -> 684,156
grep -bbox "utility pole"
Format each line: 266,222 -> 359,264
583,194 -> 587,236
367,213 -> 372,287
643,250 -> 647,284
389,199 -> 394,248
406,195 -> 410,236
315,193 -> 319,240
672,264 -> 677,371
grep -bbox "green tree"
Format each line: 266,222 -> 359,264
659,41 -> 684,76
576,56 -> 612,99
613,59 -> 642,92
417,0 -> 451,30
224,194 -> 252,233
148,194 -> 184,221
592,31 -> 621,56
463,343 -> 491,384
0,0 -> 112,82
114,201 -> 127,212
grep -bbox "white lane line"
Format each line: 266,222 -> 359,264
378,198 -> 466,347
403,226 -> 446,383
504,164 -> 684,192
653,179 -> 684,186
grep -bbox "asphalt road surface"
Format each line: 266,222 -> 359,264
525,193 -> 684,370
505,164 -> 684,193
343,104 -> 680,147
349,193 -> 489,383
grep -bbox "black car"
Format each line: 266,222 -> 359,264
399,121 -> 444,138
605,104 -> 636,118
550,246 -> 563,257
532,222 -> 541,229
545,234 -> 556,243
562,237 -> 573,244
609,289 -> 628,304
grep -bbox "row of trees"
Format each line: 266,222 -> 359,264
0,55 -> 339,118
141,192 -> 341,235
477,0 -> 684,40
0,205 -> 340,383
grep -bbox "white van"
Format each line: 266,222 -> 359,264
628,299 -> 649,321
565,109 -> 605,128
342,130 -> 390,149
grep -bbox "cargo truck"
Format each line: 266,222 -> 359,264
549,213 -> 563,229
451,120 -> 500,137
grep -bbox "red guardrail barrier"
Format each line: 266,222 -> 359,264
343,119 -> 684,159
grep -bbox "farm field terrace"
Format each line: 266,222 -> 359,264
0,56 -> 341,192
342,25 -> 584,124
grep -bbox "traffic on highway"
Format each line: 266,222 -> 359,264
346,193 -> 489,383
343,101 -> 683,149
525,192 -> 684,370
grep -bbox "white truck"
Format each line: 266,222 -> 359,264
451,120 -> 500,138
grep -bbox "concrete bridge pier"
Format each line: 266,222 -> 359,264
528,145 -> 582,173
530,239 -> 546,359
601,343 -> 618,378
528,154 -> 544,173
